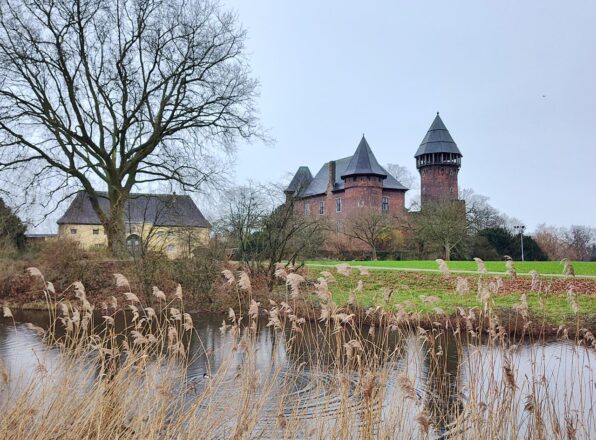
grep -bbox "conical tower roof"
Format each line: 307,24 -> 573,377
284,166 -> 313,194
341,135 -> 387,179
415,113 -> 462,157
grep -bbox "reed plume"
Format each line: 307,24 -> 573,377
473,257 -> 488,273
335,263 -> 352,277
435,258 -> 450,277
561,259 -> 575,277
455,277 -> 469,295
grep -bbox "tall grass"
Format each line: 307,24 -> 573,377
0,265 -> 593,439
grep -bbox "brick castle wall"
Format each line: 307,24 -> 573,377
293,178 -> 406,225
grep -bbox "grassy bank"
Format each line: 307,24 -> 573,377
305,267 -> 596,328
306,259 -> 596,276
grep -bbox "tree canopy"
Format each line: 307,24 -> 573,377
0,0 -> 260,253
0,197 -> 25,250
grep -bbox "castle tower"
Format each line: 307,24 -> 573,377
415,113 -> 462,206
341,135 -> 387,214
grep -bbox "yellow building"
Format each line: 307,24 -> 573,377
57,192 -> 211,258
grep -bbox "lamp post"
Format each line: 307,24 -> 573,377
514,225 -> 526,262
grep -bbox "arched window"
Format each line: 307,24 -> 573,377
126,234 -> 142,255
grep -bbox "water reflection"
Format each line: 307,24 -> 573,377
0,310 -> 594,438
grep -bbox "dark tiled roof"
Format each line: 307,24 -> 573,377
414,113 -> 462,157
341,136 -> 388,179
57,191 -> 211,228
284,166 -> 313,195
295,156 -> 407,199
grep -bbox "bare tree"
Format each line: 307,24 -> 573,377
386,163 -> 416,189
0,0 -> 260,254
410,201 -> 469,261
460,188 -> 505,232
534,224 -> 567,260
342,208 -> 396,260
222,185 -> 269,267
221,184 -> 324,289
565,225 -> 595,261
534,223 -> 595,261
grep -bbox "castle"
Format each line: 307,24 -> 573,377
284,113 -> 463,226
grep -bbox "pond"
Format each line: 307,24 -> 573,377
0,309 -> 594,439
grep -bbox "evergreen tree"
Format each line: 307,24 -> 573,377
0,197 -> 26,250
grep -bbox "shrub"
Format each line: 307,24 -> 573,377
173,242 -> 227,305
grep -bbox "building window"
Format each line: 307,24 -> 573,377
357,200 -> 364,208
336,198 -> 342,213
70,228 -> 77,235
319,201 -> 324,215
92,229 -> 100,235
166,244 -> 176,253
382,197 -> 389,211
336,220 -> 342,232
304,203 -> 310,215
94,244 -> 102,250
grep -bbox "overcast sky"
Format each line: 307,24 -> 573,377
222,0 -> 596,232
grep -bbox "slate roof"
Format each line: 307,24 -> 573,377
414,113 -> 462,157
341,136 -> 388,179
57,191 -> 211,228
287,136 -> 408,198
285,166 -> 313,195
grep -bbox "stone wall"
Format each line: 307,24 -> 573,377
58,223 -> 210,259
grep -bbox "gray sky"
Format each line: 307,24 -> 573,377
225,0 -> 596,231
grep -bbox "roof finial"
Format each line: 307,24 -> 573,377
437,111 -> 439,116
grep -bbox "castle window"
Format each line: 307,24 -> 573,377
304,203 -> 310,216
382,197 -> 389,211
92,229 -> 100,235
319,201 -> 324,215
70,228 -> 77,235
358,200 -> 364,208
335,198 -> 342,213
336,220 -> 342,232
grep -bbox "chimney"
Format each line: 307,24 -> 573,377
327,161 -> 336,194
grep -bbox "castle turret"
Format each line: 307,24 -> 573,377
415,113 -> 462,206
341,135 -> 387,213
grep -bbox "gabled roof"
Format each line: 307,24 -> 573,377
415,113 -> 462,157
341,136 -> 388,179
57,191 -> 211,228
284,166 -> 313,195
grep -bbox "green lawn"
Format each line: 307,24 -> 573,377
306,267 -> 596,325
306,260 -> 596,277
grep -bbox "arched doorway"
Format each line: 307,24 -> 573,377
126,234 -> 142,255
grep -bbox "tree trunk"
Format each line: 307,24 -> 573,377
105,190 -> 128,257
371,246 -> 378,261
444,244 -> 451,261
